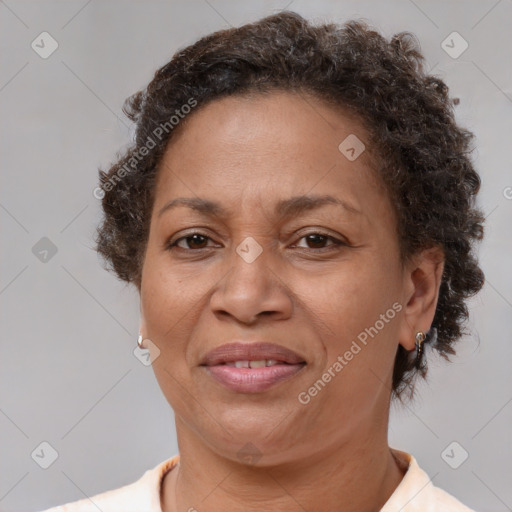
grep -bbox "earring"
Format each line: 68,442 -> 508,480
137,334 -> 144,349
414,331 -> 426,368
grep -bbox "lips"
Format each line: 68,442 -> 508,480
201,342 -> 305,366
200,342 -> 306,393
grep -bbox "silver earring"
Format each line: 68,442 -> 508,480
414,331 -> 426,368
137,334 -> 144,349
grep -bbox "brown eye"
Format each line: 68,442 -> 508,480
295,233 -> 344,250
173,233 -> 211,250
303,234 -> 330,248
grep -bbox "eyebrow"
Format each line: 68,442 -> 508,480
157,194 -> 362,219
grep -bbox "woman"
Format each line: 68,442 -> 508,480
41,11 -> 484,512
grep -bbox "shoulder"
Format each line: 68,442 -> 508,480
37,455 -> 179,512
382,448 -> 476,512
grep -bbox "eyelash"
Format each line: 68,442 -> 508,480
166,231 -> 348,253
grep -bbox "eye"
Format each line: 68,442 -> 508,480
166,231 -> 347,253
294,232 -> 346,250
168,232 -> 217,250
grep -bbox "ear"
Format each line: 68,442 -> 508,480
398,246 -> 445,351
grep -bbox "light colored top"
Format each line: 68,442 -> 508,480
38,448 -> 475,511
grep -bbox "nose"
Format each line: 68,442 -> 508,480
209,243 -> 293,325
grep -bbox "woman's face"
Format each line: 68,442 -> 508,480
140,91 -> 419,464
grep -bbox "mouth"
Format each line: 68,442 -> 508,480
200,342 -> 307,393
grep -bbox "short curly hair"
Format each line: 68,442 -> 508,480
95,11 -> 485,399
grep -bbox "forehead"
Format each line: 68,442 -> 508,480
162,90 -> 376,165
153,91 -> 388,218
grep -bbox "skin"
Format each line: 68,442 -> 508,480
138,90 -> 444,512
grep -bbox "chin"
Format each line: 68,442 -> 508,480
196,410 -> 302,463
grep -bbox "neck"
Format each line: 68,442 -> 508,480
161,419 -> 405,512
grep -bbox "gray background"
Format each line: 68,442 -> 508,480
1,1 -> 511,511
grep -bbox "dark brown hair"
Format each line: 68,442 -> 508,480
95,11 -> 485,399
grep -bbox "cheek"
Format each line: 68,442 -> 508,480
315,260 -> 395,331
307,266 -> 401,417
140,249 -> 190,351
140,257 -> 200,409
141,239 -> 194,316
140,244 -> 221,363
313,256 -> 402,382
